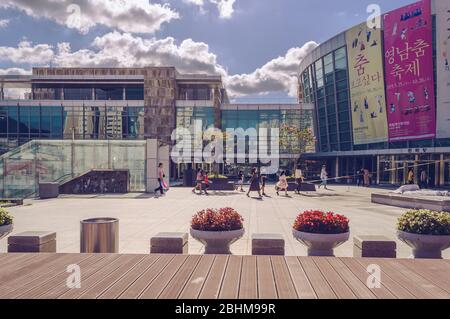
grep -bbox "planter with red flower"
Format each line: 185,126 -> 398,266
190,207 -> 245,254
292,210 -> 350,256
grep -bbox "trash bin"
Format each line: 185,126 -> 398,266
80,218 -> 119,253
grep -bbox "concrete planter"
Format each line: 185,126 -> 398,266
209,178 -> 235,191
190,228 -> 245,254
397,230 -> 450,259
293,230 -> 350,256
0,224 -> 13,240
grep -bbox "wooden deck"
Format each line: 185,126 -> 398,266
0,253 -> 449,299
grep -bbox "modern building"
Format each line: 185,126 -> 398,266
299,0 -> 450,187
0,67 -> 314,188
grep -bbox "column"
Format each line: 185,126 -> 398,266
376,155 -> 380,185
440,154 -> 445,187
390,155 -> 396,185
146,139 -> 158,193
335,157 -> 339,183
414,154 -> 419,184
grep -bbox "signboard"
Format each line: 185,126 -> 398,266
436,0 -> 450,138
383,0 -> 436,141
347,22 -> 388,145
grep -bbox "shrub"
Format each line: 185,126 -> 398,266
0,208 -> 13,226
209,174 -> 228,179
397,209 -> 450,235
293,210 -> 349,234
191,207 -> 244,231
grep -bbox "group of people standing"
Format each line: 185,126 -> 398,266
356,168 -> 371,187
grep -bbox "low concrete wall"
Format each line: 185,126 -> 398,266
372,193 -> 450,212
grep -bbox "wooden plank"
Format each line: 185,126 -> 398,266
382,259 -> 450,299
0,254 -> 92,299
179,255 -> 216,299
298,257 -> 336,299
219,256 -> 242,299
139,255 -> 188,299
199,255 -> 228,299
159,255 -> 202,299
256,256 -> 277,299
0,254 -> 71,289
239,256 -> 258,299
0,254 -> 66,286
118,254 -> 175,299
0,254 -> 40,271
1,254 -> 96,299
67,255 -> 147,299
97,255 -> 161,299
312,257 -> 356,299
397,259 -> 450,294
326,258 -> 377,299
20,254 -> 116,299
271,256 -> 298,299
362,258 -> 436,299
354,258 -> 416,299
284,256 -> 316,299
339,258 -> 397,299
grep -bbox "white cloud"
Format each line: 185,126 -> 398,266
183,0 -> 237,19
0,33 -> 318,97
0,41 -> 54,64
210,0 -> 236,19
226,41 -> 319,96
0,19 -> 10,28
0,67 -> 31,75
0,0 -> 179,34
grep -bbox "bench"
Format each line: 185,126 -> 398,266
252,233 -> 285,256
151,232 -> 188,254
353,235 -> 396,258
8,231 -> 57,253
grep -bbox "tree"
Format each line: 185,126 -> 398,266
279,125 -> 315,171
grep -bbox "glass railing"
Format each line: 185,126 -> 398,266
0,140 -> 146,199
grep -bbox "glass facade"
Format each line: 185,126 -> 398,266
300,15 -> 450,154
0,104 -> 144,153
32,84 -> 144,101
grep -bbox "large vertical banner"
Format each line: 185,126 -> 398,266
383,0 -> 436,141
347,22 -> 388,145
436,0 -> 450,138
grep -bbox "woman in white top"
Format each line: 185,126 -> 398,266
294,166 -> 304,194
318,165 -> 328,190
276,171 -> 289,196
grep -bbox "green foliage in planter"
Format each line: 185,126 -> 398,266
397,209 -> 450,235
0,208 -> 13,226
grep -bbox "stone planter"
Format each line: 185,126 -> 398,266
190,228 -> 245,254
397,230 -> 450,259
293,230 -> 350,256
0,224 -> 13,240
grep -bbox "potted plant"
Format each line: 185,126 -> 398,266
0,208 -> 14,240
292,210 -> 350,256
397,209 -> 450,259
190,207 -> 245,254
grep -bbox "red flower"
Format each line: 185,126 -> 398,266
293,210 -> 349,234
191,207 -> 244,231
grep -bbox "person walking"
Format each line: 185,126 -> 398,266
203,171 -> 210,195
407,169 -> 415,185
420,169 -> 428,189
154,163 -> 166,196
276,171 -> 289,196
192,168 -> 203,194
294,165 -> 304,194
260,172 -> 267,196
247,168 -> 262,198
318,165 -> 329,190
363,168 -> 370,187
236,170 -> 245,192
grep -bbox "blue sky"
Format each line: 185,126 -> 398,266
0,0 -> 414,99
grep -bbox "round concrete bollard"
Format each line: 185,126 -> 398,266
80,218 -> 119,253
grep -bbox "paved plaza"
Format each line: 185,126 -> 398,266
2,185 -> 449,259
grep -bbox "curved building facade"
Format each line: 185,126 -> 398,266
299,0 -> 450,187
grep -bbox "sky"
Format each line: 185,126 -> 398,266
0,0 -> 414,100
